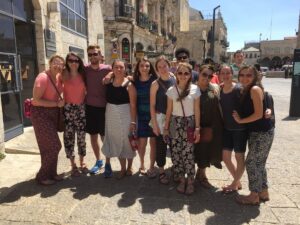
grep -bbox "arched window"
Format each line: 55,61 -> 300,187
122,38 -> 130,60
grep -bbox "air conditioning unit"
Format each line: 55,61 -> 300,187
124,4 -> 132,14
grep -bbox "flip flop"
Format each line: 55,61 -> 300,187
146,168 -> 157,178
139,168 -> 147,175
222,187 -> 238,194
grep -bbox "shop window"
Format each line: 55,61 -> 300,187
60,0 -> 87,36
0,0 -> 12,14
0,14 -> 15,53
13,0 -> 33,20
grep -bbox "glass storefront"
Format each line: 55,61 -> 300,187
0,0 -> 36,141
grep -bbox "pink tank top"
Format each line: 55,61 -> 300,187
63,74 -> 86,104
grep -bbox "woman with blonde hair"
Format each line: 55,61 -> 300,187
31,55 -> 65,185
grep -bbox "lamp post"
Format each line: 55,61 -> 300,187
211,5 -> 220,61
199,39 -> 206,63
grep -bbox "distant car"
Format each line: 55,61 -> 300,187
281,65 -> 293,71
260,67 -> 269,76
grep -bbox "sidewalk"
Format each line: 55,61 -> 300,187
0,78 -> 300,225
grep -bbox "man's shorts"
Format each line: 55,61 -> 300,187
223,129 -> 248,153
85,105 -> 105,136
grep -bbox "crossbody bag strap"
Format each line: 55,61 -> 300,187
48,74 -> 63,101
175,85 -> 189,128
157,78 -> 168,91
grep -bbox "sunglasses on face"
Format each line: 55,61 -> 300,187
177,71 -> 190,76
177,55 -> 188,60
239,73 -> 253,78
201,72 -> 213,79
88,52 -> 99,57
68,59 -> 79,64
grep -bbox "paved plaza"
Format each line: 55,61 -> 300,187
0,78 -> 300,225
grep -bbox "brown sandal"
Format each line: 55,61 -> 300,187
236,195 -> 259,205
185,183 -> 194,195
177,181 -> 186,194
159,172 -> 169,185
71,166 -> 81,177
79,163 -> 89,174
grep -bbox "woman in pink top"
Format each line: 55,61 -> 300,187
31,55 -> 65,185
62,52 -> 87,177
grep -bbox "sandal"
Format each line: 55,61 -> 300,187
159,172 -> 169,185
139,168 -> 147,175
146,168 -> 157,179
198,177 -> 213,189
177,181 -> 186,194
39,179 -> 56,186
117,170 -> 127,179
53,174 -> 64,181
236,195 -> 259,205
185,183 -> 194,195
71,166 -> 81,177
79,163 -> 89,174
259,189 -> 270,202
126,168 -> 134,176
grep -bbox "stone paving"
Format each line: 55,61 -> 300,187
0,78 -> 299,225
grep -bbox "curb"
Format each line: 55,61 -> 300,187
5,148 -> 40,155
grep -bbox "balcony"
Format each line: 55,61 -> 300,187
117,3 -> 133,19
138,12 -> 149,29
149,20 -> 158,33
220,39 -> 229,48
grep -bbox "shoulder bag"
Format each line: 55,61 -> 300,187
48,75 -> 65,132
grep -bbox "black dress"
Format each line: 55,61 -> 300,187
194,84 -> 223,169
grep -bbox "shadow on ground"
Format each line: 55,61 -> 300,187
0,168 -> 260,225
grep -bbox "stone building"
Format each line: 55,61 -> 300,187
260,37 -> 297,69
0,0 -> 105,143
176,7 -> 228,65
102,0 -> 189,64
243,47 -> 260,66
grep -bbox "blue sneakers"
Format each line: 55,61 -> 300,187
89,160 -> 103,174
104,163 -> 113,178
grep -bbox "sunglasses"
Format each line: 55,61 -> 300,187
177,71 -> 190,76
202,72 -> 213,79
239,73 -> 253,78
177,55 -> 188,60
88,52 -> 99,57
68,59 -> 79,64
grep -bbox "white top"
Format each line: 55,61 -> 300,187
166,84 -> 201,117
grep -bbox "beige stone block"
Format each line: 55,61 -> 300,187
271,208 -> 300,224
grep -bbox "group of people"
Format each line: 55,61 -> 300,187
30,46 -> 274,205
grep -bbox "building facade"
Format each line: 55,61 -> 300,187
0,0 -> 105,144
176,8 -> 228,65
102,0 -> 189,65
260,37 -> 297,69
243,47 -> 260,66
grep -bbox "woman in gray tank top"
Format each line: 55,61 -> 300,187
150,56 -> 175,184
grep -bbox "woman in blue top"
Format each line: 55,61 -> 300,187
233,65 -> 274,205
133,57 -> 158,177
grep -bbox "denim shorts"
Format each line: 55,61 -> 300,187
223,129 -> 248,153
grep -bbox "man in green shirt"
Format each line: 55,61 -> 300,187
231,50 -> 246,81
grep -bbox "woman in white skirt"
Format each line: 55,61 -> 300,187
102,60 -> 137,179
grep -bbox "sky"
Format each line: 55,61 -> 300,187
189,0 -> 300,51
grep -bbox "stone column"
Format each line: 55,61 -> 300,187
156,1 -> 161,35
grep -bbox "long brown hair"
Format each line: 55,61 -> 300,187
63,52 -> 86,84
176,62 -> 192,101
133,57 -> 157,81
238,65 -> 264,102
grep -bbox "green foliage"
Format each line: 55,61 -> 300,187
0,152 -> 5,161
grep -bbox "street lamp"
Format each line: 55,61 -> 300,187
211,5 -> 220,61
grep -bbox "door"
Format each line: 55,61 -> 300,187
0,53 -> 23,140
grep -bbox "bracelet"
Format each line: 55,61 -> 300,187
130,122 -> 136,125
195,127 -> 200,131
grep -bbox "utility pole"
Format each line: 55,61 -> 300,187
211,5 -> 220,61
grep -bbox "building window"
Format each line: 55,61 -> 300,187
60,0 -> 87,35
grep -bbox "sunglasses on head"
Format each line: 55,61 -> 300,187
177,55 -> 188,60
239,73 -> 253,78
67,59 -> 79,64
88,52 -> 99,57
202,72 -> 213,79
177,71 -> 190,76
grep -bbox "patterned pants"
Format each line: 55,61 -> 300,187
246,129 -> 274,192
170,116 -> 195,178
31,106 -> 61,182
63,104 -> 86,158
